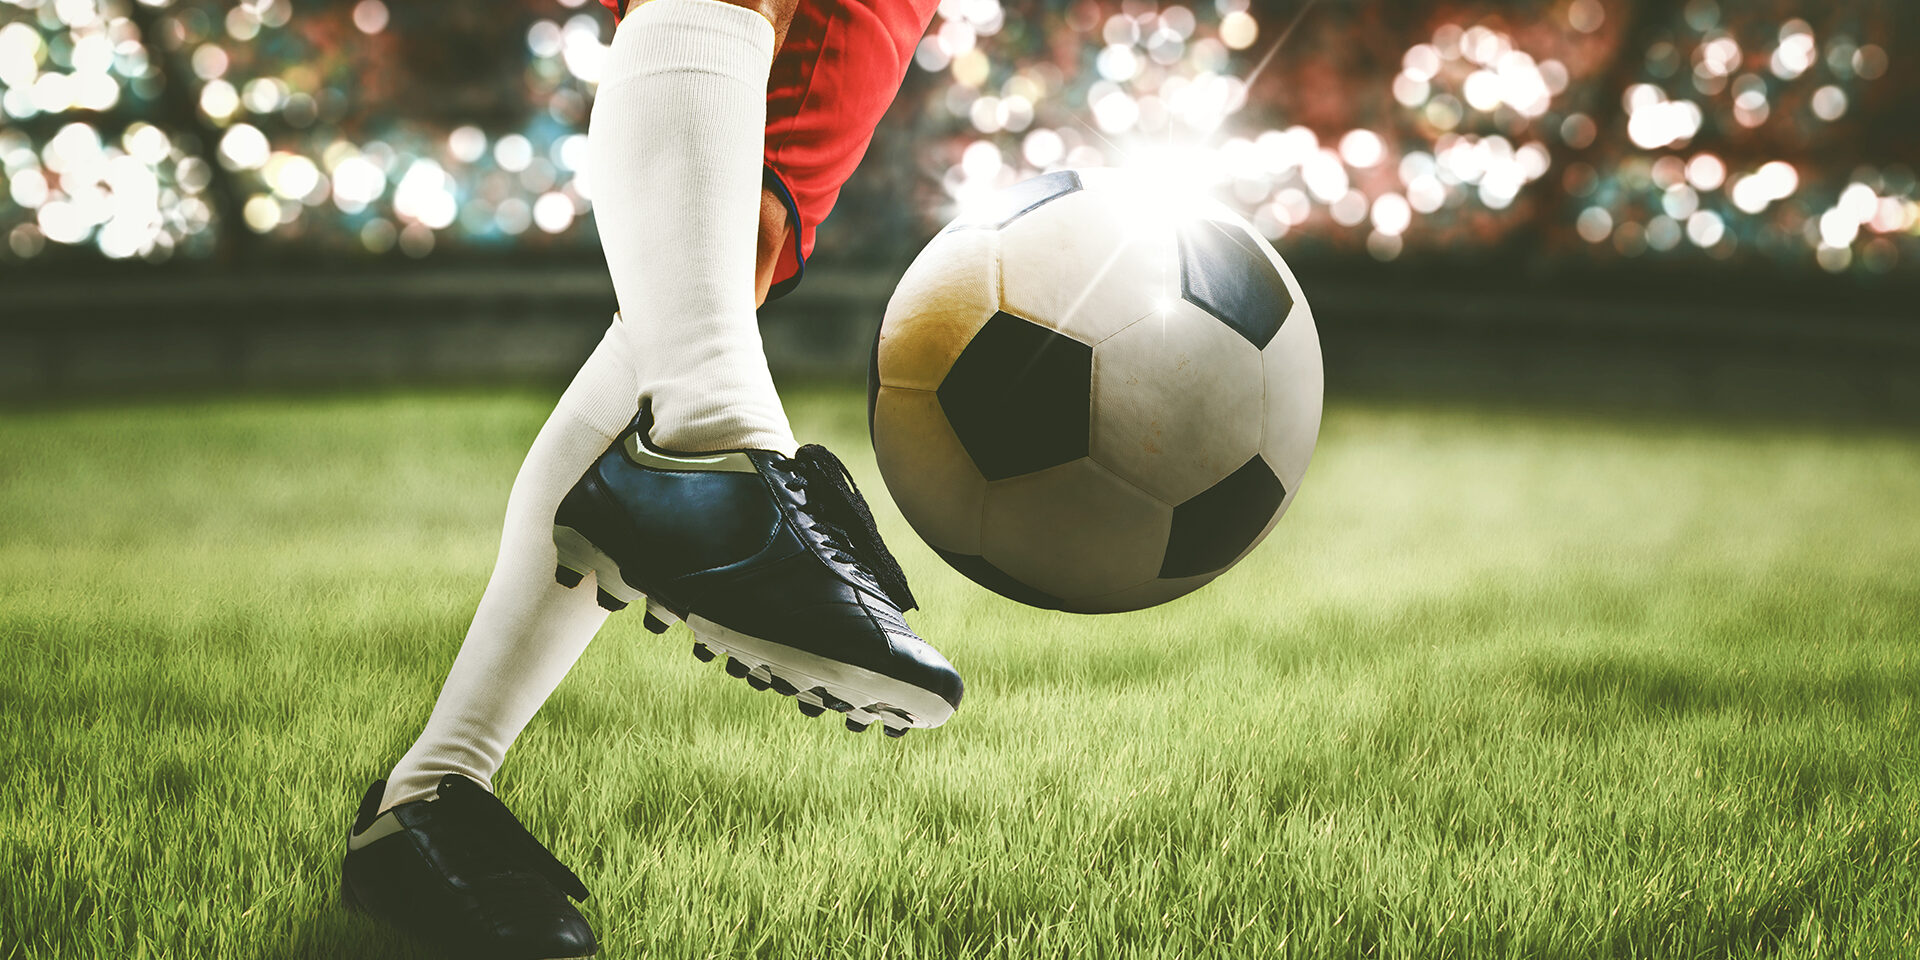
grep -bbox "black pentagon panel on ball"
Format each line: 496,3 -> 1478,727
932,546 -> 1065,610
943,170 -> 1083,231
1178,219 -> 1293,349
1160,455 -> 1286,578
937,311 -> 1092,481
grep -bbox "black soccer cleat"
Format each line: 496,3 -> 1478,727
342,775 -> 597,960
551,411 -> 962,736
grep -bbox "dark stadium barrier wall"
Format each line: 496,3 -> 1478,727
4,267 -> 1917,424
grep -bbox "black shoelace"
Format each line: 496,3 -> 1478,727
440,775 -> 590,902
783,445 -> 918,612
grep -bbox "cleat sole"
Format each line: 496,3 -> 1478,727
811,687 -> 853,713
643,598 -> 675,635
681,615 -> 957,733
552,526 -> 691,638
553,524 -> 642,606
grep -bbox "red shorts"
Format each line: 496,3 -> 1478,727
598,0 -> 940,298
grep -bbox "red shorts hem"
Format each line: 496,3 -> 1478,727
762,164 -> 806,301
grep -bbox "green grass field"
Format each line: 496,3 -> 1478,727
3,388 -> 1917,959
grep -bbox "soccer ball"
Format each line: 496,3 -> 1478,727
868,169 -> 1322,613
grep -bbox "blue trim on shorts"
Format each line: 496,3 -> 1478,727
763,164 -> 806,303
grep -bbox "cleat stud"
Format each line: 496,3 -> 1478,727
770,676 -> 798,697
809,687 -> 853,712
798,702 -> 824,718
746,675 -> 772,692
884,726 -> 908,739
724,657 -> 750,679
595,589 -> 628,612
691,643 -> 715,663
554,566 -> 584,589
644,599 -> 676,631
844,718 -> 870,734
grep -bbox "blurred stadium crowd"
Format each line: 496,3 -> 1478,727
0,0 -> 1914,279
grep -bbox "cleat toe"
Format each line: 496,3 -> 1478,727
724,657 -> 750,679
691,643 -> 715,662
554,566 -> 584,589
595,589 -> 628,612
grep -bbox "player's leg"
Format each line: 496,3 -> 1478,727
340,4 -> 816,953
754,186 -> 792,305
380,325 -> 641,810
343,89 -> 805,958
341,325 -> 640,960
345,0 -> 947,950
588,0 -> 800,456
557,0 -> 962,736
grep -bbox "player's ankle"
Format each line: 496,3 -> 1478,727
641,387 -> 796,456
648,412 -> 797,458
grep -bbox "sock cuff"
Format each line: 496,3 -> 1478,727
606,0 -> 776,86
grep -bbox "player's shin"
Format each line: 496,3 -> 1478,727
380,323 -> 636,812
588,0 -> 796,456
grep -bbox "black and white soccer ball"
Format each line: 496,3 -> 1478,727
868,169 -> 1322,613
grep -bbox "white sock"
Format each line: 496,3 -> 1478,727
589,0 -> 797,456
382,322 -> 638,810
